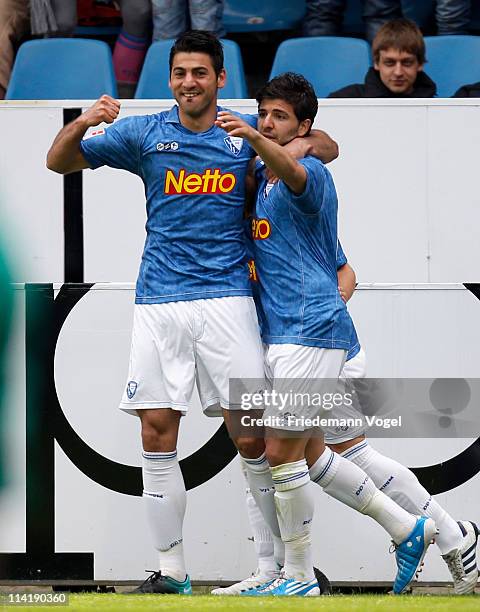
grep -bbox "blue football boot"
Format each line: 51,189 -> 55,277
392,516 -> 438,594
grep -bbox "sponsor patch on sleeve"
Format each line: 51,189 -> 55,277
83,128 -> 106,140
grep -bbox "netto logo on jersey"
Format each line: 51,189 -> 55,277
164,168 -> 236,195
157,141 -> 179,151
251,218 -> 271,240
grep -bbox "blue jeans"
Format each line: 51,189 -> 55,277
435,0 -> 471,35
152,0 -> 225,40
363,1 -> 471,40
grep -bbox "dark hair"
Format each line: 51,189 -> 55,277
169,30 -> 224,76
256,72 -> 318,132
373,18 -> 426,65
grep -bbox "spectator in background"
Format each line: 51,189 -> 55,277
328,18 -> 437,97
152,0 -> 224,40
0,0 -> 29,99
30,1 -> 151,93
303,1 -> 471,42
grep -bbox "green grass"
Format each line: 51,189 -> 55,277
12,594 -> 479,612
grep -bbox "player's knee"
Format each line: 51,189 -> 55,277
234,436 -> 265,459
141,422 -> 176,452
265,441 -> 290,468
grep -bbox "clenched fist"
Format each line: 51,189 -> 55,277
82,95 -> 121,128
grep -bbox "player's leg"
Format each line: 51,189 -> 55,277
250,344 -> 348,596
330,436 -> 478,593
211,461 -> 278,595
196,296 -> 286,577
120,302 -> 196,595
328,348 -> 478,593
263,433 -> 318,595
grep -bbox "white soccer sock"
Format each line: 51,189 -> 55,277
246,490 -> 277,574
311,447 -> 416,544
343,440 -> 463,554
271,460 -> 315,582
142,450 -> 187,582
242,454 -> 285,568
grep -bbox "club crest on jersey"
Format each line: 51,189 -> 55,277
157,141 -> 179,152
127,381 -> 138,399
224,136 -> 243,156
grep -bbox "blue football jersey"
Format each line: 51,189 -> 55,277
251,156 -> 357,350
80,106 -> 257,304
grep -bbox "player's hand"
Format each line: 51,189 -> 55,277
215,111 -> 256,140
338,285 -> 348,303
82,95 -> 121,128
283,136 -> 310,160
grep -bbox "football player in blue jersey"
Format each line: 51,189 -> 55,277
217,73 -> 440,596
46,32 -> 340,595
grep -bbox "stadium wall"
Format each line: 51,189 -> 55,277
0,100 -> 479,584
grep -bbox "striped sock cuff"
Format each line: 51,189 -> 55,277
271,459 -> 310,492
243,453 -> 270,474
309,448 -> 339,487
142,450 -> 178,461
340,440 -> 369,461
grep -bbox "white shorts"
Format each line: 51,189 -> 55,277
119,296 -> 265,417
263,344 -> 347,431
324,348 -> 368,444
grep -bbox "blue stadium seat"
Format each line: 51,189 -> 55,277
135,39 -> 248,99
269,37 -> 371,98
424,35 -> 480,97
223,0 -> 305,32
6,39 -> 117,100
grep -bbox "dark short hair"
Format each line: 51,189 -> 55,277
256,72 -> 318,132
373,18 -> 426,65
169,30 -> 224,76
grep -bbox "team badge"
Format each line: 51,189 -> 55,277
157,141 -> 179,151
127,380 -> 138,399
224,136 -> 243,156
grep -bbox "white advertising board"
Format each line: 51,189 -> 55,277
1,283 -> 479,583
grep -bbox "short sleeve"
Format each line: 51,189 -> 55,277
278,157 -> 325,214
80,115 -> 148,175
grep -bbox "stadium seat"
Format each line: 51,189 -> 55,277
424,36 -> 480,97
223,0 -> 305,33
6,39 -> 117,100
135,39 -> 248,99
269,37 -> 371,98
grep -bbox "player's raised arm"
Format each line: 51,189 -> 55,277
216,111 -> 307,195
46,95 -> 121,175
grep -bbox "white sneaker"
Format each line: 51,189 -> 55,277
442,521 -> 479,594
211,568 -> 280,595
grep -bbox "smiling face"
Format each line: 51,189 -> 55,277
374,47 -> 423,94
169,51 -> 225,125
257,98 -> 311,146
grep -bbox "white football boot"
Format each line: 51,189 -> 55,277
442,521 -> 479,594
211,567 -> 280,595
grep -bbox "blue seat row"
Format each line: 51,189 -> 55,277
6,35 -> 480,100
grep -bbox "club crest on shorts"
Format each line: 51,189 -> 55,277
224,136 -> 243,156
127,380 -> 138,399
